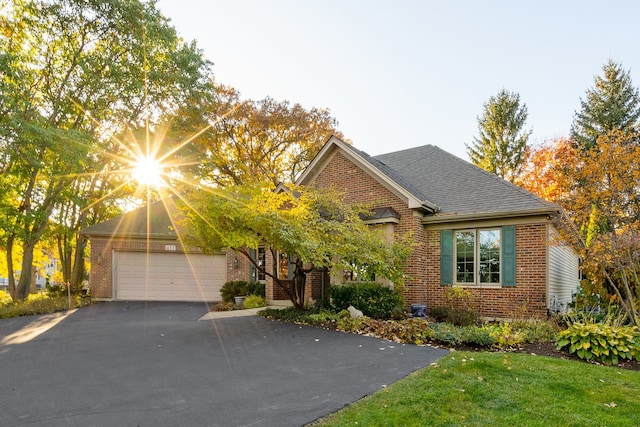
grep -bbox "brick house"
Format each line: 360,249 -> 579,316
278,136 -> 579,318
83,136 -> 579,317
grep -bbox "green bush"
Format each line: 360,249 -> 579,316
431,322 -> 464,346
0,295 -> 82,318
512,318 -> 560,343
395,318 -> 434,345
484,323 -> 526,348
330,282 -> 404,319
259,306 -> 348,326
220,280 -> 264,303
243,295 -> 267,309
556,314 -> 640,365
429,306 -> 477,326
247,281 -> 265,298
461,325 -> 496,347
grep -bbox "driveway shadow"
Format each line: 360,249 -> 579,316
0,302 -> 448,427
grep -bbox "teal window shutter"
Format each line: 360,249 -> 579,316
440,230 -> 453,285
502,225 -> 516,286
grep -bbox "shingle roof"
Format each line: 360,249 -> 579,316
370,144 -> 557,219
80,199 -> 180,239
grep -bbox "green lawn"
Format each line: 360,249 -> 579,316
313,351 -> 640,427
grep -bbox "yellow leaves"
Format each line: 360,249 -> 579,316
515,137 -> 576,203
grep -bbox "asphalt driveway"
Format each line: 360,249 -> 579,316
0,302 -> 448,427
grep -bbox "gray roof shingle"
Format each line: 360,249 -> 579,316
80,199 -> 180,239
370,144 -> 557,219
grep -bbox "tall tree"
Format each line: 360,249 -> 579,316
182,183 -> 411,310
0,0 -> 213,300
558,129 -> 640,324
183,84 -> 343,187
571,59 -> 640,150
514,137 -> 577,204
466,89 -> 531,182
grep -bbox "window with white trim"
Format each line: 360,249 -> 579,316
455,228 -> 501,285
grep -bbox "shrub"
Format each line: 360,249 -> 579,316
336,317 -> 434,345
331,282 -> 403,319
212,301 -> 236,312
243,295 -> 266,309
431,322 -> 463,346
0,295 -> 81,318
444,285 -> 474,309
429,306 -> 477,326
220,280 -> 264,303
259,306 -> 348,326
247,281 -> 266,298
512,318 -> 560,343
556,313 -> 640,365
484,323 -> 526,348
396,318 -> 434,345
461,325 -> 496,347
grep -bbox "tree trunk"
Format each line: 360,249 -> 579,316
15,241 -> 36,301
291,260 -> 307,309
6,234 -> 16,300
70,234 -> 87,287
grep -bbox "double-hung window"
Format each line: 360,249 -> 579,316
455,229 -> 501,285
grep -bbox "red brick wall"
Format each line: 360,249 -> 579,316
308,151 -> 429,303
88,237 -> 248,300
423,224 -> 549,318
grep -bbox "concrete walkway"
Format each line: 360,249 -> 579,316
198,306 -> 284,320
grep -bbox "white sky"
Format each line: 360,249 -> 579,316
156,0 -> 640,161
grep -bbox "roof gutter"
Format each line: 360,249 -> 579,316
421,207 -> 559,225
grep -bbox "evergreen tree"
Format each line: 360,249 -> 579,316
571,59 -> 640,150
466,89 -> 531,182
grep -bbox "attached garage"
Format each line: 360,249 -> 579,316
81,199 -> 241,302
114,251 -> 226,302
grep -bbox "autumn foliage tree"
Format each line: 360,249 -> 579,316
181,183 -> 411,310
560,129 -> 640,324
515,137 -> 577,204
185,85 -> 343,187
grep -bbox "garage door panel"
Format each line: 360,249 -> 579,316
114,251 -> 226,301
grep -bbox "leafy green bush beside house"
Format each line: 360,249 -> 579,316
220,280 -> 265,303
330,282 -> 404,319
243,295 -> 267,309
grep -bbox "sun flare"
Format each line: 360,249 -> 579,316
133,155 -> 164,187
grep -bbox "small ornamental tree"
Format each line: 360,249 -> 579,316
181,183 -> 412,310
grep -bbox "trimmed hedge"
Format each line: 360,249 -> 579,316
330,282 -> 404,319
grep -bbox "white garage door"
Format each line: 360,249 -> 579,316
114,251 -> 226,301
